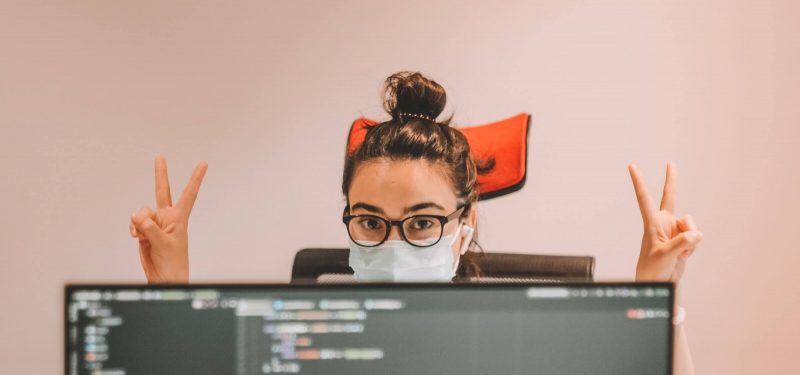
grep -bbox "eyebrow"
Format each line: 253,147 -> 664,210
350,202 -> 447,216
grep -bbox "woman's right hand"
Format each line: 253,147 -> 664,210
129,156 -> 208,283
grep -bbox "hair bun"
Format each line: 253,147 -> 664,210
382,71 -> 447,122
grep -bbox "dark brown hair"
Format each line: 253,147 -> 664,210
342,71 -> 493,278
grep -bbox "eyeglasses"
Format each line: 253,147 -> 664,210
343,206 -> 465,248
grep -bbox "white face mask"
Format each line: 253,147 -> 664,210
348,223 -> 474,282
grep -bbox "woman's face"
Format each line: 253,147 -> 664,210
347,158 -> 477,267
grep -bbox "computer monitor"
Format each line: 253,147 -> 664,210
65,282 -> 674,375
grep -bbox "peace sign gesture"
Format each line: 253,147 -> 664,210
629,163 -> 703,282
129,156 -> 208,283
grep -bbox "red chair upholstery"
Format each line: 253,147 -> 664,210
347,113 -> 530,200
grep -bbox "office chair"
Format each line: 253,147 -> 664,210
290,113 -> 596,284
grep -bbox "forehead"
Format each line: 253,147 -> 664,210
348,159 -> 459,214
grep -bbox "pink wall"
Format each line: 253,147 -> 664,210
1,1 -> 798,373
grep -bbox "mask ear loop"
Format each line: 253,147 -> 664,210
459,225 -> 475,255
450,223 -> 475,273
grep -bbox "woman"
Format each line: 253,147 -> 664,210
129,71 -> 702,374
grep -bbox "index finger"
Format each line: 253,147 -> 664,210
175,161 -> 209,216
155,155 -> 173,209
628,164 -> 657,224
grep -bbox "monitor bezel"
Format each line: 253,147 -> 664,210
64,281 -> 674,375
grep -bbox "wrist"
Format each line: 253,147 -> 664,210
673,306 -> 686,325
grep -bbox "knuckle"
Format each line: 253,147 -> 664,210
684,231 -> 702,243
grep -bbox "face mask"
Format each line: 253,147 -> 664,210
348,223 -> 475,282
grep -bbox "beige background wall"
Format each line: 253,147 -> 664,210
1,0 -> 798,373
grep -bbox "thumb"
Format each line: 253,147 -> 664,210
664,230 -> 703,257
131,214 -> 169,246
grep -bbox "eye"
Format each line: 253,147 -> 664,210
357,217 -> 385,231
409,217 -> 435,230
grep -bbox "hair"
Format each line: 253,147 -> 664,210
342,71 -> 494,278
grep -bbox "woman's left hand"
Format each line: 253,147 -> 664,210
628,163 -> 703,282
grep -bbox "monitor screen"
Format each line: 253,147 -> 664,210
65,283 -> 673,375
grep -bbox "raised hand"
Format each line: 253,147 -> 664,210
129,156 -> 208,283
628,163 -> 703,282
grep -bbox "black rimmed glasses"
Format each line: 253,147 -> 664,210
343,206 -> 465,248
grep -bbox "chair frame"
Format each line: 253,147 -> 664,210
291,248 -> 595,284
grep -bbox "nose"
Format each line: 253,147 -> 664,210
386,224 -> 404,241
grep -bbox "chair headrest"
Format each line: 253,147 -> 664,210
346,113 -> 530,200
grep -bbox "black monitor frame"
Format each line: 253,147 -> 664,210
64,281 -> 675,375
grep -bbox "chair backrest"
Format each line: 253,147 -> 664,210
291,248 -> 595,283
347,113 -> 531,201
